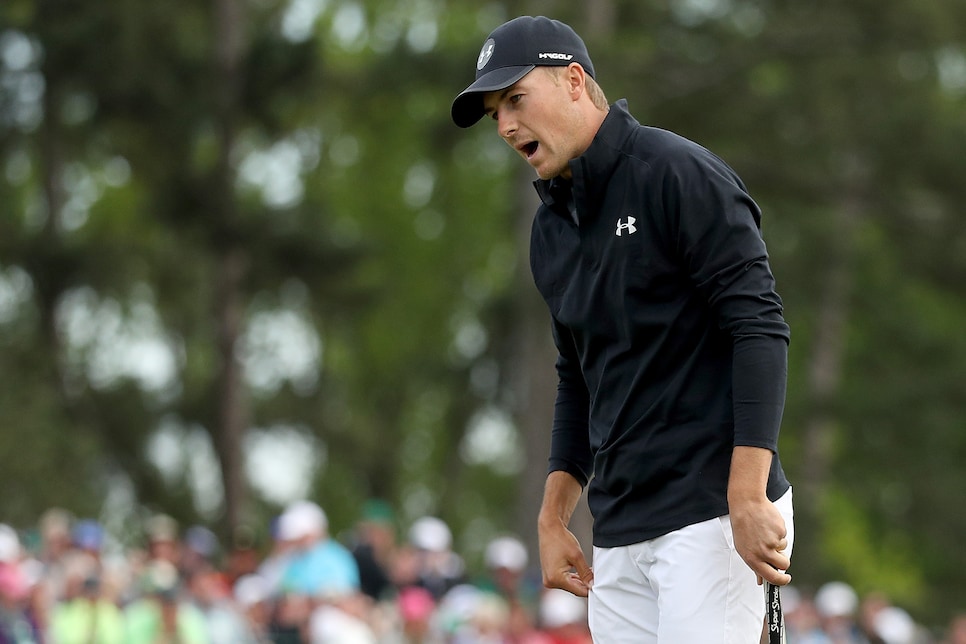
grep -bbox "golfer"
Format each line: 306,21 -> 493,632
452,16 -> 795,642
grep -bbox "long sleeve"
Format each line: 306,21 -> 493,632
547,314 -> 593,486
663,144 -> 790,450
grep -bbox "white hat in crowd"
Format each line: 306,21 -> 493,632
484,536 -> 528,572
310,604 -> 376,643
436,584 -> 483,630
409,516 -> 452,552
874,605 -> 917,644
540,588 -> 588,628
0,524 -> 20,563
815,581 -> 859,618
278,500 -> 327,541
234,573 -> 270,607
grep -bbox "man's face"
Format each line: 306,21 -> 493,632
482,67 -> 580,180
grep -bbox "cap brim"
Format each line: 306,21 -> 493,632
451,65 -> 535,128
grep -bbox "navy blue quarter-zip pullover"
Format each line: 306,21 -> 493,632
530,100 -> 791,548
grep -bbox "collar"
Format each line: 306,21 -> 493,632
533,176 -> 575,221
534,99 -> 640,218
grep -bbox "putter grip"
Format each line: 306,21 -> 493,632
765,581 -> 785,644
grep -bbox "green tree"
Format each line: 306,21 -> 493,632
2,0 -> 966,630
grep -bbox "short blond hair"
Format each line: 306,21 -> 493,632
585,75 -> 609,111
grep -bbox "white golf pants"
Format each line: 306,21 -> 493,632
588,488 -> 794,643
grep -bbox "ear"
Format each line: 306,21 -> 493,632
566,63 -> 587,101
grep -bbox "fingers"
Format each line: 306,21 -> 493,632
543,552 -> 594,594
755,547 -> 792,586
547,570 -> 593,597
541,546 -> 594,597
760,566 -> 792,586
729,498 -> 793,586
539,521 -> 594,598
741,529 -> 792,587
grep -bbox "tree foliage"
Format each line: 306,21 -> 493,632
1,0 -> 965,629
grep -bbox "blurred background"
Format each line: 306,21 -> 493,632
1,0 -> 965,641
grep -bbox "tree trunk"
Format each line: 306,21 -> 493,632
211,0 -> 249,533
37,12 -> 67,362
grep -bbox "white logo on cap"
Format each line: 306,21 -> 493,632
477,38 -> 495,70
539,53 -> 574,61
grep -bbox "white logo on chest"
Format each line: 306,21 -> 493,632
616,216 -> 637,236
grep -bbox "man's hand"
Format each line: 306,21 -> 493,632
538,471 -> 593,597
729,446 -> 791,586
730,496 -> 791,586
538,517 -> 594,597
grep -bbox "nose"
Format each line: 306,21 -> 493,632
497,113 -> 517,140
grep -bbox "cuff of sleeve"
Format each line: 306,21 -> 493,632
732,438 -> 779,453
548,460 -> 590,488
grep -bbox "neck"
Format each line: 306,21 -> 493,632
559,106 -> 608,180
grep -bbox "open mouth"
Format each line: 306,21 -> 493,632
521,141 -> 539,159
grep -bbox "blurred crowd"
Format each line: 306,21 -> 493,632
1,502 -> 965,644
781,580 -> 966,644
0,501 -> 590,643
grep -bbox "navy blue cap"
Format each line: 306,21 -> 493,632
451,16 -> 595,128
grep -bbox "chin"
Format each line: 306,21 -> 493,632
534,166 -> 561,181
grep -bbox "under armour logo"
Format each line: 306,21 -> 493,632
477,39 -> 495,70
616,216 -> 637,236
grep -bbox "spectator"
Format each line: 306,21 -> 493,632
872,605 -> 918,644
534,588 -> 591,644
144,514 -> 181,568
37,511 -> 72,569
60,519 -> 105,604
861,592 -> 894,644
224,525 -> 261,587
434,584 -> 503,643
814,581 -> 868,643
233,574 -> 273,643
276,500 -> 360,598
407,517 -> 464,601
187,562 -> 259,644
482,535 -> 530,598
124,560 -> 209,644
182,525 -> 220,578
48,574 -> 124,644
859,592 -> 931,644
380,585 -> 442,644
266,592 -> 311,644
481,535 -> 541,640
945,613 -> 966,644
256,516 -> 297,599
460,591 -> 511,644
783,586 -> 833,644
307,592 -> 377,644
71,520 -> 104,563
271,500 -> 376,642
350,499 -> 398,602
0,524 -> 40,644
33,509 -> 73,630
